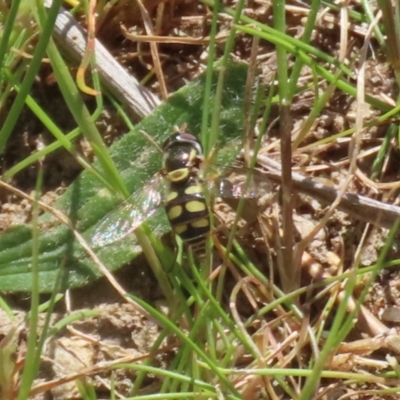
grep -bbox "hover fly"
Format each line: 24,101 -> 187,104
91,131 -> 270,259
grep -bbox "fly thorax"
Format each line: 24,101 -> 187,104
163,145 -> 201,184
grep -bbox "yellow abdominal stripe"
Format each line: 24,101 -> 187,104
167,191 -> 178,202
185,185 -> 202,195
167,205 -> 183,220
173,218 -> 209,236
191,218 -> 209,228
168,168 -> 189,182
174,224 -> 188,234
185,200 -> 206,213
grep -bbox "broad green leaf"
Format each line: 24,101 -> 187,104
0,63 -> 250,292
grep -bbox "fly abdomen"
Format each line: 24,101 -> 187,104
161,131 -> 210,258
165,178 -> 210,251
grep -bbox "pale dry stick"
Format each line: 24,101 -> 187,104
290,31 -> 370,263
229,278 -> 302,397
302,146 -> 380,173
299,144 -> 400,192
292,2 -> 348,150
262,330 -> 300,369
257,154 -> 400,229
229,276 -> 307,382
304,254 -> 400,361
316,4 -> 335,32
30,353 -> 151,396
289,14 -> 378,264
122,31 -> 229,45
44,0 -> 160,119
348,13 -> 382,273
211,234 -> 259,310
65,323 -> 134,357
135,0 -> 168,100
279,105 -> 296,295
221,36 -> 262,279
136,40 -> 153,70
229,367 -> 397,386
270,203 -> 283,289
229,278 -> 265,362
243,35 -> 260,160
95,0 -> 115,31
338,1 -> 349,63
286,4 -> 370,38
332,354 -> 389,371
351,11 -> 381,176
381,91 -> 397,107
65,324 -> 150,398
351,222 -> 372,287
380,140 -> 393,185
355,168 -> 400,191
239,375 -> 278,400
291,176 -> 350,276
337,337 -> 390,357
337,290 -> 389,337
237,332 -> 301,398
339,388 -> 399,400
257,155 -> 400,229
339,335 -> 400,357
154,1 -> 164,35
0,180 -> 155,323
63,290 -> 73,332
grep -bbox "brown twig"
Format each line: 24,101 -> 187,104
44,0 -> 160,119
257,154 -> 400,230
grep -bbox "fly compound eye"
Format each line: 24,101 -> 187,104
162,132 -> 203,156
162,133 -> 180,151
176,132 -> 203,156
178,132 -> 198,143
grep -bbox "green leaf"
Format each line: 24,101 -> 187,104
0,62 -> 250,292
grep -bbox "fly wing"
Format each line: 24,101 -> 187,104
91,175 -> 168,248
207,166 -> 273,224
210,166 -> 272,199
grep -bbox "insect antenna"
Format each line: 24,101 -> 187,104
139,130 -> 163,154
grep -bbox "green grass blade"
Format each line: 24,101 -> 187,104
0,63 -> 251,292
